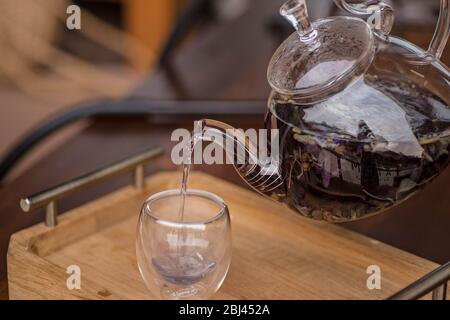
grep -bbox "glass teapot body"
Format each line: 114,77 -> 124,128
266,46 -> 450,222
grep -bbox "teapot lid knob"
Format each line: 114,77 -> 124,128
280,0 -> 317,41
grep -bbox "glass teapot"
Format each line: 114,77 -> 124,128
198,0 -> 450,222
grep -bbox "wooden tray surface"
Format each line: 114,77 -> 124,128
7,171 -> 438,299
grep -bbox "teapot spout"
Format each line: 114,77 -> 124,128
197,119 -> 286,201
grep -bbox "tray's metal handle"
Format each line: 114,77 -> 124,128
389,261 -> 449,300
20,146 -> 164,227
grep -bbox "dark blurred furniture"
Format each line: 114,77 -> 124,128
0,0 -> 449,299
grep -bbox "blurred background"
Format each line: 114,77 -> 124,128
0,0 -> 449,299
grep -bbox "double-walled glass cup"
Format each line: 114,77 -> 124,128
136,189 -> 232,300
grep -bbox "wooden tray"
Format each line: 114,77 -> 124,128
8,171 -> 438,300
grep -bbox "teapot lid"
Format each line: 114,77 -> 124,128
268,0 -> 376,101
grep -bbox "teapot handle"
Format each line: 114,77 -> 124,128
428,0 -> 449,59
333,0 -> 450,59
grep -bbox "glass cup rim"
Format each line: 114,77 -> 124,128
142,189 -> 228,226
